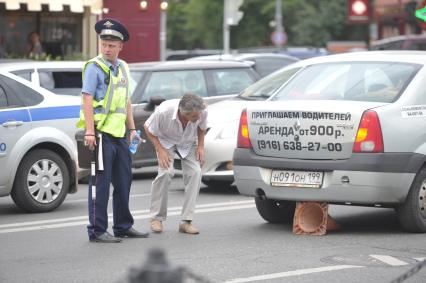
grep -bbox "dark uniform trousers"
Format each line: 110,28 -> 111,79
87,132 -> 134,239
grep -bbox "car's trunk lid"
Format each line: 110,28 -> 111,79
246,100 -> 387,160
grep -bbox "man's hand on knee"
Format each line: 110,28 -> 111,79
157,147 -> 171,169
196,146 -> 205,167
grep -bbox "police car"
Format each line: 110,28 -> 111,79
0,70 -> 80,212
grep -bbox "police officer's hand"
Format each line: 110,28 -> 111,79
157,147 -> 171,169
84,132 -> 97,151
129,130 -> 140,142
129,130 -> 146,144
196,146 -> 205,167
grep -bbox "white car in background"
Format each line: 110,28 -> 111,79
0,61 -> 147,98
201,64 -> 303,187
0,61 -> 85,96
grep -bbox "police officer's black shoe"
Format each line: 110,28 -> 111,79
90,232 -> 122,243
115,227 -> 149,238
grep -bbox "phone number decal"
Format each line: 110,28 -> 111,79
257,140 -> 342,152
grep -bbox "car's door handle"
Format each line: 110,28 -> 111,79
2,120 -> 24,127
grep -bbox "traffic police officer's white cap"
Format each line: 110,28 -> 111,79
95,18 -> 129,42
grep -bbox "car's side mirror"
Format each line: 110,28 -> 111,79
144,96 -> 166,111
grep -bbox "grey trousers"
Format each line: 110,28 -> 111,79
150,144 -> 202,221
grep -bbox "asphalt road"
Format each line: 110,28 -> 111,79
1,170 -> 426,283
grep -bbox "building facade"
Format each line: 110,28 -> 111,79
0,0 -> 161,62
0,0 -> 102,59
102,0 -> 161,62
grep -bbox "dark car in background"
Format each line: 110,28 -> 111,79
370,34 -> 426,51
165,49 -> 222,60
129,60 -> 260,168
2,60 -> 259,171
188,53 -> 299,77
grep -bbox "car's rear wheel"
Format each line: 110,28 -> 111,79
11,149 -> 69,213
397,166 -> 426,232
202,180 -> 233,188
255,198 -> 296,223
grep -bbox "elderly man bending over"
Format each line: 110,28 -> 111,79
144,93 -> 207,234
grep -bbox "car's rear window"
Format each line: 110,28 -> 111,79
141,70 -> 207,103
0,74 -> 43,106
239,67 -> 300,100
209,68 -> 255,96
271,62 -> 420,103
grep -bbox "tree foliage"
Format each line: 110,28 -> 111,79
167,0 -> 368,50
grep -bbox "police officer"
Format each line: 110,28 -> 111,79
77,18 -> 149,243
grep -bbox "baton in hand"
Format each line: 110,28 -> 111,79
90,147 -> 96,200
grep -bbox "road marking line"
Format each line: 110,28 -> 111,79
222,265 -> 364,283
414,257 -> 425,262
66,191 -> 184,203
0,202 -> 255,234
0,200 -> 253,229
370,255 -> 409,266
65,192 -> 153,203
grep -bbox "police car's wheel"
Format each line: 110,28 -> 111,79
397,166 -> 426,233
11,149 -> 69,213
255,198 -> 295,224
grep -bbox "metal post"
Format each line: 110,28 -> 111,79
275,0 -> 284,48
160,9 -> 167,61
223,0 -> 230,54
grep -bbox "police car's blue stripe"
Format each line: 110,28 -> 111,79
30,105 -> 80,121
0,109 -> 31,124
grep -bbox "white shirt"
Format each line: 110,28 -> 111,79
144,99 -> 208,158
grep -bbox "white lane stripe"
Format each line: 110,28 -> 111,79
0,200 -> 254,229
222,265 -> 364,283
65,192 -> 153,203
66,191 -> 181,203
0,203 -> 255,234
414,257 -> 426,262
370,255 -> 409,266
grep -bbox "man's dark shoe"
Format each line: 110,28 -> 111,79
90,232 -> 122,243
115,227 -> 149,238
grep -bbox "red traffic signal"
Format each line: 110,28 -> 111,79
347,0 -> 369,24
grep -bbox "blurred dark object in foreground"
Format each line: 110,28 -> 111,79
127,248 -> 184,283
126,248 -> 213,283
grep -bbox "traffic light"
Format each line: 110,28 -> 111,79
225,0 -> 244,26
347,0 -> 369,24
415,0 -> 426,30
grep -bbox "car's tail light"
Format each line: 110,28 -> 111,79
237,109 -> 252,148
353,110 -> 383,153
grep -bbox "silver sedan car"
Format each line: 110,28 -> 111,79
202,65 -> 301,187
233,51 -> 426,232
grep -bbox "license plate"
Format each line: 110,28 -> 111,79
271,170 -> 323,188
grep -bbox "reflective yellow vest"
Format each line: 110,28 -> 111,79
77,56 -> 130,138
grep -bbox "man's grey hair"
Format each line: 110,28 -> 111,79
178,93 -> 206,114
